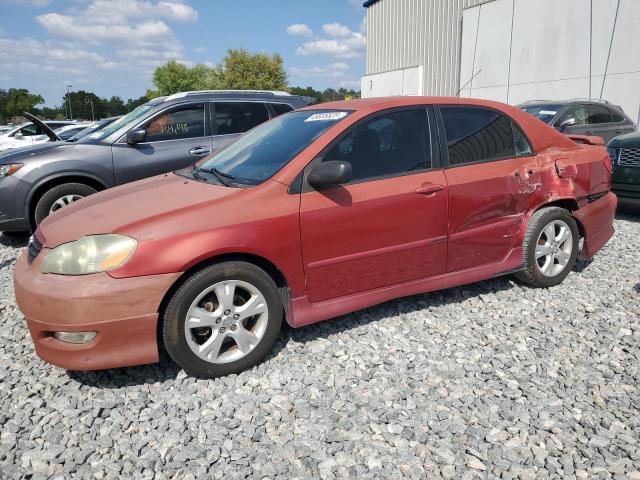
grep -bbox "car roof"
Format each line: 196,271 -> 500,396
161,90 -> 305,104
303,95 -> 578,154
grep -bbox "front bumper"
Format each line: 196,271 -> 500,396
14,250 -> 181,371
0,175 -> 30,232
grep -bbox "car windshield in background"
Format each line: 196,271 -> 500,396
519,104 -> 563,124
196,109 -> 352,185
78,105 -> 153,142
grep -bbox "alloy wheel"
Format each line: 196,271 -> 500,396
535,219 -> 573,277
49,194 -> 84,214
184,280 -> 269,364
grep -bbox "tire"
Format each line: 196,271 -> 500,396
34,183 -> 97,225
162,261 -> 283,378
515,207 -> 579,288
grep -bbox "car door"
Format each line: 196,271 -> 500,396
112,102 -> 212,185
299,107 -> 449,303
211,101 -> 271,152
437,106 -> 540,272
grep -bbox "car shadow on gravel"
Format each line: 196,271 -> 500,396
616,203 -> 639,222
0,232 -> 29,248
275,275 -> 518,350
67,352 -> 181,388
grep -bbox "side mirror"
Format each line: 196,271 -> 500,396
14,132 -> 23,139
308,160 -> 352,189
126,128 -> 146,145
559,118 -> 576,132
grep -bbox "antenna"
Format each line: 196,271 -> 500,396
456,69 -> 482,97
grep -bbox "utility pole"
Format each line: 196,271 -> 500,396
90,99 -> 95,121
66,85 -> 73,120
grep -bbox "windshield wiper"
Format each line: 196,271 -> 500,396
197,167 -> 236,187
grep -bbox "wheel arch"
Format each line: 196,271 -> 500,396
25,172 -> 108,228
530,198 -> 585,238
157,252 -> 292,337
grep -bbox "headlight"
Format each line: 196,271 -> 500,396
606,147 -> 620,163
40,234 -> 137,275
0,163 -> 23,177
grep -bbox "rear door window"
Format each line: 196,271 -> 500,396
586,105 -> 613,124
143,103 -> 205,142
214,102 -> 270,135
439,107 -> 516,165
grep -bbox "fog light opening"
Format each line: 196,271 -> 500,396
53,331 -> 97,344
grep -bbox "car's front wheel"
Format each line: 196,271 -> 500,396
34,183 -> 97,225
516,207 -> 579,288
162,261 -> 283,378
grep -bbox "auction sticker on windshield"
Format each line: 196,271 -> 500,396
305,112 -> 349,122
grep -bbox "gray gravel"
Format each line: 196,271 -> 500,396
1,209 -> 639,479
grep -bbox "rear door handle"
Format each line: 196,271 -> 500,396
189,146 -> 211,156
415,183 -> 444,195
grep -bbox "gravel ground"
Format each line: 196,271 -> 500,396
0,209 -> 638,480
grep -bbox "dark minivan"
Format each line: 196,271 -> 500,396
0,90 -> 311,232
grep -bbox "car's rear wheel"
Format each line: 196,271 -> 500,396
516,207 -> 579,288
162,261 -> 283,378
34,183 -> 97,225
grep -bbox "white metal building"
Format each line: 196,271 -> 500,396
361,0 -> 640,122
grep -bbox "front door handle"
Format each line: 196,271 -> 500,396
585,131 -> 594,135
189,146 -> 211,156
415,183 -> 444,195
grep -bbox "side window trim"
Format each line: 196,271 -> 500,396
435,104 -> 536,169
300,105 -> 438,193
115,101 -> 208,144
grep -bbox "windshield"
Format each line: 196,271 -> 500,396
197,109 -> 351,185
78,105 -> 153,142
519,104 -> 563,124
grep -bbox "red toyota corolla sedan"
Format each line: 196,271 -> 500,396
14,97 -> 616,378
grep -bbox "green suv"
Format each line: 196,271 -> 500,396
609,132 -> 640,203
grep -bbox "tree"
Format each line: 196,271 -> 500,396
219,49 -> 287,90
125,95 -> 149,111
289,86 -> 323,104
147,49 -> 288,97
0,88 -> 45,119
146,60 -> 221,98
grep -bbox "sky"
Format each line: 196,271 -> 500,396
0,0 -> 367,107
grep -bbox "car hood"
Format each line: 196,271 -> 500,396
0,142 -> 75,163
39,172 -> 245,248
609,131 -> 640,148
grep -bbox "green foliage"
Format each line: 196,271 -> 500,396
219,49 -> 287,90
0,88 -> 45,120
146,60 -> 221,98
289,86 -> 323,104
148,49 -> 288,97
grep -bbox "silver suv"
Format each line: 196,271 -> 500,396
0,90 -> 311,232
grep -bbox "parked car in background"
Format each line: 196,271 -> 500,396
0,91 -> 311,232
14,96 -> 616,378
0,122 -> 92,153
0,119 -> 76,147
0,126 -> 12,134
518,99 -> 636,143
608,131 -> 640,204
